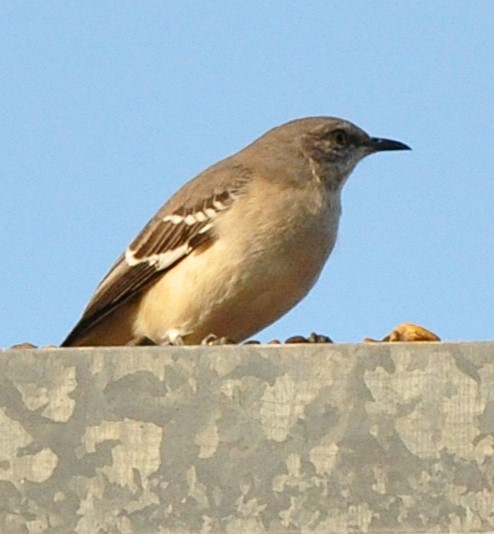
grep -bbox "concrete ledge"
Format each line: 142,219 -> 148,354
1,342 -> 493,533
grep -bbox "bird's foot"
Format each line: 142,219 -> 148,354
201,334 -> 236,346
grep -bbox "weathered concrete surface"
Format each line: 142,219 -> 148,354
0,342 -> 493,533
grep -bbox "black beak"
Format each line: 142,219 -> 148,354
368,137 -> 411,152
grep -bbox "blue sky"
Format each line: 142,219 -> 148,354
2,2 -> 493,347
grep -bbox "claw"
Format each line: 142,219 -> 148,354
200,334 -> 236,346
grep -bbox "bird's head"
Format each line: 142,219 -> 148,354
294,117 -> 411,189
249,117 -> 410,191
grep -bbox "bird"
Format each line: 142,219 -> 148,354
62,116 -> 410,347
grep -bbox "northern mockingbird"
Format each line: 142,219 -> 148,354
62,116 -> 410,347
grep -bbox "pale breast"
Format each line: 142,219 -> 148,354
135,176 -> 343,344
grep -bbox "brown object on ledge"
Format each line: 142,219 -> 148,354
364,322 -> 441,343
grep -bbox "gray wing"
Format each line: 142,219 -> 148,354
62,161 -> 252,345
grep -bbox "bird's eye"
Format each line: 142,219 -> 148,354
331,129 -> 349,148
